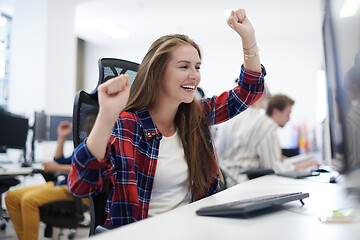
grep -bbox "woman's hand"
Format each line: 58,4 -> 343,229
227,8 -> 261,72
97,74 -> 130,123
227,9 -> 256,50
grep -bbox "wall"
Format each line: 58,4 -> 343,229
8,0 -> 76,117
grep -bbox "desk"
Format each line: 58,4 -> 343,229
89,175 -> 360,240
0,163 -> 43,176
0,168 -> 33,176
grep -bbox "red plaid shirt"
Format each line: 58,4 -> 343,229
68,65 -> 265,228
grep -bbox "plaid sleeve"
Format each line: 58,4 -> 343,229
68,139 -> 111,197
54,156 -> 72,165
202,65 -> 266,125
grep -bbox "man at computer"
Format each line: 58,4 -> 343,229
217,94 -> 319,187
4,121 -> 86,240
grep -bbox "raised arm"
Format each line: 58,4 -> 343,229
42,121 -> 72,173
54,121 -> 72,159
86,74 -> 130,159
227,9 -> 261,73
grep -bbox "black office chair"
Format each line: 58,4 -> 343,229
37,170 -> 88,240
242,169 -> 275,180
72,58 -> 139,236
282,148 -> 300,158
88,183 -> 113,236
0,176 -> 20,230
218,168 -> 227,191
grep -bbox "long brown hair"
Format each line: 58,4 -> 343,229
125,34 -> 220,201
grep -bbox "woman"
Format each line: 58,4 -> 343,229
69,9 -> 265,228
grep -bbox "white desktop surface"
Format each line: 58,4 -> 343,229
89,175 -> 360,240
0,163 -> 43,176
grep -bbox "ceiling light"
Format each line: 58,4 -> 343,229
89,19 -> 130,39
340,0 -> 360,18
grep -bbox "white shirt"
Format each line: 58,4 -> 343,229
148,130 -> 190,217
215,107 -> 295,187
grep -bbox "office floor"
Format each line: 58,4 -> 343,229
0,173 -> 90,240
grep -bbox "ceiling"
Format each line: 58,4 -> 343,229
74,0 -> 323,47
0,0 -> 323,49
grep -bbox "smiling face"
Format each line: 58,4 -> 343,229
160,44 -> 201,106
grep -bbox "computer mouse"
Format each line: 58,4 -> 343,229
329,176 -> 337,183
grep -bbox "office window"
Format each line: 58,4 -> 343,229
0,14 -> 11,108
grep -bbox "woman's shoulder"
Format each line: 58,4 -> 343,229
119,111 -> 141,125
117,109 -> 155,133
119,110 -> 137,119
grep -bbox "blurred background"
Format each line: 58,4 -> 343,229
0,0 -> 327,158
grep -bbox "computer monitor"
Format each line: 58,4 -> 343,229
33,111 -> 47,142
49,115 -> 73,141
322,0 -> 360,189
0,111 -> 29,152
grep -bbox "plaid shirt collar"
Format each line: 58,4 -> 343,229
135,109 -> 162,141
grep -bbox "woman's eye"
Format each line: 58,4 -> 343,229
181,65 -> 188,69
196,66 -> 201,71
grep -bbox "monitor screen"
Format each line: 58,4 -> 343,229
0,112 -> 29,149
34,111 -> 47,142
322,0 -> 360,175
49,115 -> 73,141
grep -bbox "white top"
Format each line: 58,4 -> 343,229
148,130 -> 190,217
215,107 -> 295,187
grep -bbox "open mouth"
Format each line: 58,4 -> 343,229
181,85 -> 195,91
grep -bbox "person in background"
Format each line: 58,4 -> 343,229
5,121 -> 83,240
343,55 -> 360,169
215,83 -> 270,160
68,8 -> 265,229
217,94 -> 319,187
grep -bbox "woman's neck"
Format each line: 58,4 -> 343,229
149,102 -> 178,137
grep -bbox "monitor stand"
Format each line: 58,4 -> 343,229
21,149 -> 32,168
21,162 -> 32,168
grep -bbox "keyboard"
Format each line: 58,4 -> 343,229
196,192 -> 309,217
277,170 -> 320,179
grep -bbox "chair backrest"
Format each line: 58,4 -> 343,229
91,58 -> 139,95
72,58 -> 139,148
72,91 -> 99,148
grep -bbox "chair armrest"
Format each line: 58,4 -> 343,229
32,169 -> 57,182
32,169 -> 70,181
95,224 -> 113,234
